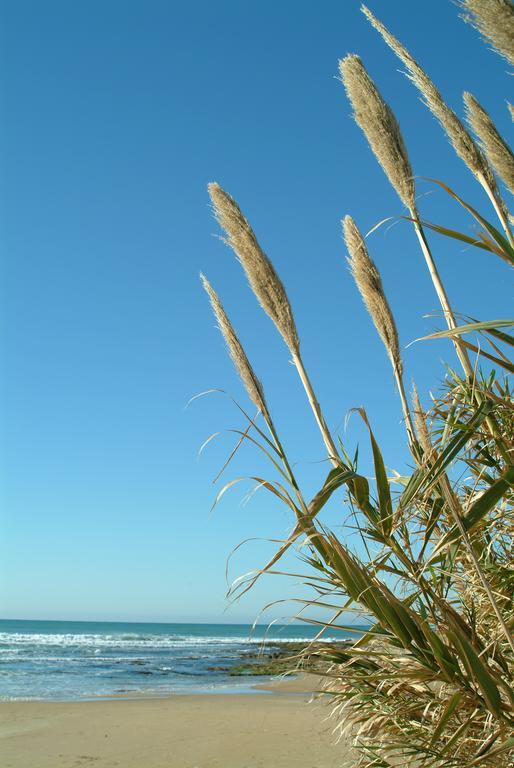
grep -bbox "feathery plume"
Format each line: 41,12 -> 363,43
343,216 -> 401,370
208,183 -> 299,354
344,216 -> 416,446
411,384 -> 434,459
464,92 -> 514,195
201,273 -> 269,417
459,0 -> 514,66
340,55 -> 415,210
361,6 -> 501,194
208,184 -> 340,464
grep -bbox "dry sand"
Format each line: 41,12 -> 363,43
0,676 -> 346,768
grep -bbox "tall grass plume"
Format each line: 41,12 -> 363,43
208,183 -> 299,355
362,4 -> 512,238
464,91 -> 514,195
459,0 -> 514,66
201,273 -> 269,418
340,54 -> 415,210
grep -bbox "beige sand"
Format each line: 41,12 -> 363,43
0,679 -> 344,768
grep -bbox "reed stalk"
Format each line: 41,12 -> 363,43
410,215 -> 475,378
339,54 -> 475,379
208,182 -> 340,467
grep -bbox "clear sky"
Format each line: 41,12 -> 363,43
1,0 -> 511,623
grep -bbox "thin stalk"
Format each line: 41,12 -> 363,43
247,385 -> 333,566
409,209 -> 474,379
291,350 -> 340,467
410,216 -> 511,462
393,367 -> 416,449
477,171 -> 514,248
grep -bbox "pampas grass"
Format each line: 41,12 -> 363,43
339,50 -> 475,380
208,183 -> 299,355
362,4 -> 513,243
343,216 -> 401,369
201,4 -> 514,767
460,0 -> 514,66
208,182 -> 340,465
411,383 -> 433,460
464,92 -> 514,195
201,273 -> 270,419
343,215 -> 415,444
340,55 -> 415,211
361,5 -> 489,180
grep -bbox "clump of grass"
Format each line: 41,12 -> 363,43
200,4 -> 514,768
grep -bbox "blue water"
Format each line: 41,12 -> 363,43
0,619 -> 361,701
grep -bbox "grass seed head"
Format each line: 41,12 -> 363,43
459,0 -> 514,66
411,383 -> 434,458
361,5 -> 498,189
340,54 -> 415,210
201,273 -> 269,417
343,215 -> 401,371
464,91 -> 514,195
208,183 -> 299,354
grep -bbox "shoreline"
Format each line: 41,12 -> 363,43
0,671 -> 324,704
0,676 -> 342,768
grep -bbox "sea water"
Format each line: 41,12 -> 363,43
0,619 -> 362,701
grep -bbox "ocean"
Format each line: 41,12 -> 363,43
0,619 -> 361,701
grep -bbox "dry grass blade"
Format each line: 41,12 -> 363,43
464,92 -> 514,195
339,54 -> 415,210
459,0 -> 514,66
208,182 -> 299,354
200,273 -> 269,418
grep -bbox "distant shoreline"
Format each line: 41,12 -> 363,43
0,618 -> 357,702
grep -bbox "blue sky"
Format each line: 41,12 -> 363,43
1,0 -> 511,623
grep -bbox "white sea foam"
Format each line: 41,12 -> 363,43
0,632 -> 339,649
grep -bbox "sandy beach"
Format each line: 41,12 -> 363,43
0,677 -> 345,768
